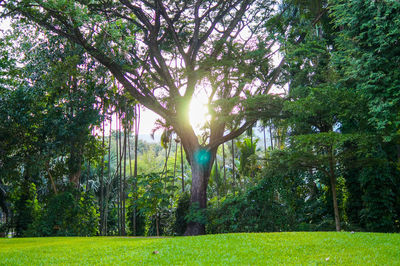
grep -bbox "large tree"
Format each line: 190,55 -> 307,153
2,0 -> 288,235
331,0 -> 400,143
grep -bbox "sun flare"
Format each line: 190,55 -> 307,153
189,95 -> 210,131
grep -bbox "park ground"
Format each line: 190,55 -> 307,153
1,232 -> 400,265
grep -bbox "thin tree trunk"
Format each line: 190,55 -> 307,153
162,135 -> 172,179
122,115 -> 127,236
104,116 -> 112,236
104,182 -> 110,235
156,214 -> 160,237
69,149 -> 83,187
86,159 -> 90,192
330,173 -> 341,231
46,161 -> 58,195
100,116 -> 105,235
215,160 -> 220,204
263,126 -> 267,157
222,143 -> 227,194
231,139 -> 236,190
328,146 -> 341,232
116,113 -> 120,236
128,127 -> 133,180
249,127 -> 254,180
180,142 -> 184,192
133,105 -> 140,236
118,112 -> 124,235
128,123 -> 133,236
173,139 -> 178,188
269,121 -> 274,150
250,127 -> 253,147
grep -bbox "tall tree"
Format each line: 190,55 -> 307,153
331,0 -> 400,144
4,0 -> 289,235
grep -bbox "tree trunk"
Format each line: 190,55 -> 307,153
328,146 -> 341,232
231,139 -> 236,190
214,160 -> 220,204
162,135 -> 172,183
180,143 -> 185,192
330,173 -> 341,232
269,121 -> 274,150
133,105 -> 140,236
104,182 -> 110,235
100,116 -> 105,235
86,159 -> 90,192
263,126 -> 267,157
122,118 -> 127,236
69,148 -> 83,187
46,161 -> 58,195
104,116 -> 112,236
184,148 -> 217,236
156,213 -> 160,237
115,114 -> 120,236
222,143 -> 227,194
173,139 -> 178,188
128,123 -> 133,236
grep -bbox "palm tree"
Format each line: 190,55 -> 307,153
151,118 -> 174,180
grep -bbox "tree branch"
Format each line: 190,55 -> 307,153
207,120 -> 256,150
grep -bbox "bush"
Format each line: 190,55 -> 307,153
0,221 -> 9,237
127,205 -> 146,236
173,192 -> 190,236
207,176 -> 295,234
12,181 -> 40,237
29,188 -> 99,236
147,208 -> 174,236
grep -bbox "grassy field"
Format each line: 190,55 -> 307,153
1,232 -> 399,265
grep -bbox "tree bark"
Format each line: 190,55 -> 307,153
100,115 -> 105,235
46,161 -> 58,195
69,148 -> 83,187
162,135 -> 172,181
263,126 -> 267,157
86,159 -> 90,192
104,116 -> 112,236
116,114 -> 121,236
328,146 -> 341,232
133,105 -> 140,236
269,122 -> 274,150
231,139 -> 236,190
330,172 -> 341,232
184,147 -> 217,236
156,214 -> 160,237
222,143 -> 227,193
173,139 -> 178,188
122,117 -> 127,236
128,122 -> 133,236
180,142 -> 184,192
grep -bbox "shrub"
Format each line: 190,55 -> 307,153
30,188 -> 99,236
173,192 -> 190,236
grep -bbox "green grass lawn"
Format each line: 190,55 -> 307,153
1,232 -> 399,265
